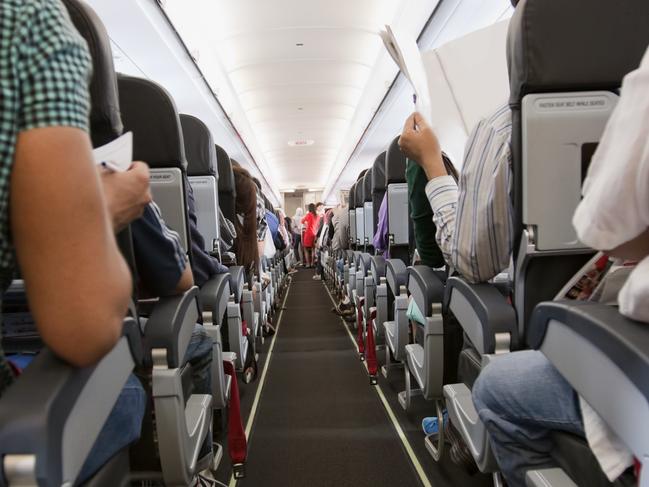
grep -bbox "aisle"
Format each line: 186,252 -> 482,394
237,269 -> 423,487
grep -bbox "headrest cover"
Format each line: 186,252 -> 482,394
386,135 -> 407,184
362,168 -> 372,203
63,0 -> 122,148
180,115 -> 217,177
263,195 -> 273,212
371,151 -> 387,193
117,75 -> 186,170
216,145 -> 234,193
507,0 -> 649,103
215,145 -> 236,222
349,182 -> 357,209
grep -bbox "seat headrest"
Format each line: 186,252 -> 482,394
507,0 -> 649,103
386,135 -> 407,184
362,168 -> 372,203
216,145 -> 234,192
371,151 -> 387,193
180,114 -> 217,177
117,75 -> 186,170
355,169 -> 368,208
263,195 -> 273,212
63,0 -> 122,148
215,144 -> 236,222
348,182 -> 357,209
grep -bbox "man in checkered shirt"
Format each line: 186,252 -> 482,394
1,0 -> 152,481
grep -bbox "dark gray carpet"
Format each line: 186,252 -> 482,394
237,270 -> 423,487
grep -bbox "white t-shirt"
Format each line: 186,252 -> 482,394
572,47 -> 649,481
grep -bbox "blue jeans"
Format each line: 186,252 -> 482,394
78,374 -> 146,483
336,258 -> 344,281
79,324 -> 213,482
184,324 -> 213,395
472,350 -> 585,487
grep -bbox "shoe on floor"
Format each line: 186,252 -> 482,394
312,275 -> 322,281
422,410 -> 448,436
445,419 -> 479,475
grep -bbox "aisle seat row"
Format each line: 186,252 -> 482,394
327,1 -> 649,486
0,0 -> 292,485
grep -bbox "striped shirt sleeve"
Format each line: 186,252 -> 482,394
426,105 -> 513,283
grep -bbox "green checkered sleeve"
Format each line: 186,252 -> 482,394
17,0 -> 91,133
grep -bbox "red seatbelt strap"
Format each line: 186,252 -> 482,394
241,320 -> 249,337
366,309 -> 378,377
222,360 -> 247,465
634,457 -> 641,481
356,299 -> 365,354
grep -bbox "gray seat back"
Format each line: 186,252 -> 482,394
508,0 -> 649,333
118,75 -> 190,252
371,151 -> 387,235
215,145 -> 236,224
355,169 -> 368,247
362,169 -> 373,249
348,182 -> 358,247
385,136 -> 409,262
180,114 -> 220,254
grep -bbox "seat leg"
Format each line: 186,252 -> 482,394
398,363 -> 422,411
423,400 -> 446,462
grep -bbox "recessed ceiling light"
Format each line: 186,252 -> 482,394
288,139 -> 315,147
297,107 -> 303,111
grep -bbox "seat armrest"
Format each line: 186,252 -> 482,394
122,315 -> 144,366
199,273 -> 230,314
0,320 -> 137,486
444,277 -> 518,355
385,259 -> 408,296
529,300 -> 649,403
144,286 -> 199,368
228,266 -> 245,303
408,265 -> 445,317
370,256 -> 386,284
356,253 -> 371,274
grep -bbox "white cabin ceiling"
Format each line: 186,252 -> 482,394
163,0 -> 440,192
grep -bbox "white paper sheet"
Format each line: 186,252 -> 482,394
92,131 -> 133,172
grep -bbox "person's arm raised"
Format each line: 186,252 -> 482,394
12,127 -> 133,367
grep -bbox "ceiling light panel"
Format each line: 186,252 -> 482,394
163,0 -> 438,192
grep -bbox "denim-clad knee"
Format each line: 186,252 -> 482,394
78,374 -> 145,483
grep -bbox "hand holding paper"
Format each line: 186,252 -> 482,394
380,25 -> 432,124
92,132 -> 133,172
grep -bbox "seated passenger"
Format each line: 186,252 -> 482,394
405,156 -> 457,269
373,194 -> 389,258
399,106 -> 512,283
185,180 -> 229,286
471,48 -> 649,487
129,201 -> 219,486
0,0 -> 149,481
232,166 -> 262,282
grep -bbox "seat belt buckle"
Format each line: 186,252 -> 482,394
233,463 -> 246,479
